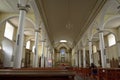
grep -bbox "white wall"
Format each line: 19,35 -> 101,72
2,38 -> 14,67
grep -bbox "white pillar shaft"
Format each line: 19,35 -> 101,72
89,41 -> 93,64
79,50 -> 82,67
99,32 -> 106,68
45,47 -> 48,67
41,41 -> 45,67
75,53 -> 78,66
117,27 -> 120,64
50,53 -> 52,67
34,31 -> 39,67
13,10 -> 26,68
32,53 -> 35,67
83,48 -> 86,68
117,43 -> 120,65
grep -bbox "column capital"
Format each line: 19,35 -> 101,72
88,40 -> 92,42
17,4 -> 30,12
40,39 -> 46,42
35,29 -> 40,32
98,30 -> 104,33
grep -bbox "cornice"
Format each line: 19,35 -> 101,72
35,0 -> 53,45
75,0 -> 107,44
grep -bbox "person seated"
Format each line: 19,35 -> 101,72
89,63 -> 97,75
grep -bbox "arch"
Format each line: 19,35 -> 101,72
91,29 -> 118,42
0,15 -> 36,29
26,37 -> 35,42
103,15 -> 120,29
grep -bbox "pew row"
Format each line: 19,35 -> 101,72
0,69 -> 75,80
73,68 -> 120,80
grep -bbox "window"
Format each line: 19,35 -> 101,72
93,45 -> 97,53
32,45 -> 35,53
4,21 -> 14,40
26,41 -> 30,49
60,49 -> 65,55
108,34 -> 116,47
60,48 -> 66,62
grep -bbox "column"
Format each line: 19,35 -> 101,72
45,46 -> 49,67
13,0 -> 28,68
117,41 -> 120,65
48,49 -> 52,67
79,50 -> 82,67
52,49 -> 55,67
40,28 -> 45,67
99,32 -> 106,68
117,27 -> 120,65
75,52 -> 78,67
83,48 -> 86,68
34,30 -> 39,67
89,41 -> 93,64
41,40 -> 45,67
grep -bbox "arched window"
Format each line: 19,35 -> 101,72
26,41 -> 30,49
32,45 -> 35,53
108,34 -> 116,47
93,45 -> 97,53
4,21 -> 14,40
60,48 -> 66,62
60,48 -> 65,56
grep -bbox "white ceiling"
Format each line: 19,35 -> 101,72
36,0 -> 106,46
2,0 -> 118,48
0,0 -> 19,13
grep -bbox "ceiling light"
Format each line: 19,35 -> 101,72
60,40 -> 67,42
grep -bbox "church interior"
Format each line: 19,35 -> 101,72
0,0 -> 120,80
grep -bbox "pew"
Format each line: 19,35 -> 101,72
74,68 -> 120,80
0,69 -> 75,80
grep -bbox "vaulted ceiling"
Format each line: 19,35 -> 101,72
35,0 -> 106,46
0,0 -> 112,48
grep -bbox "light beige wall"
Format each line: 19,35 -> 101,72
38,45 -> 42,57
93,52 -> 100,66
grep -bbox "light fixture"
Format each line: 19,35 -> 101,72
60,40 -> 67,42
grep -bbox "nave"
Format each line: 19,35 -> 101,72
0,0 -> 120,80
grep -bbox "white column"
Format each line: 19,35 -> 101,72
40,28 -> 45,67
52,49 -> 55,67
89,41 -> 93,64
45,46 -> 49,67
34,30 -> 39,67
99,32 -> 106,68
117,27 -> 120,65
117,42 -> 120,65
41,41 -> 45,67
48,50 -> 52,67
79,50 -> 82,67
13,1 -> 27,68
75,52 -> 78,67
83,48 -> 86,68
68,52 -> 70,62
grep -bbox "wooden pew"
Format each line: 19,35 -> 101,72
75,68 -> 120,80
0,69 -> 75,80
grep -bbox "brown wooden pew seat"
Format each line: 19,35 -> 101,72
0,69 -> 75,80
